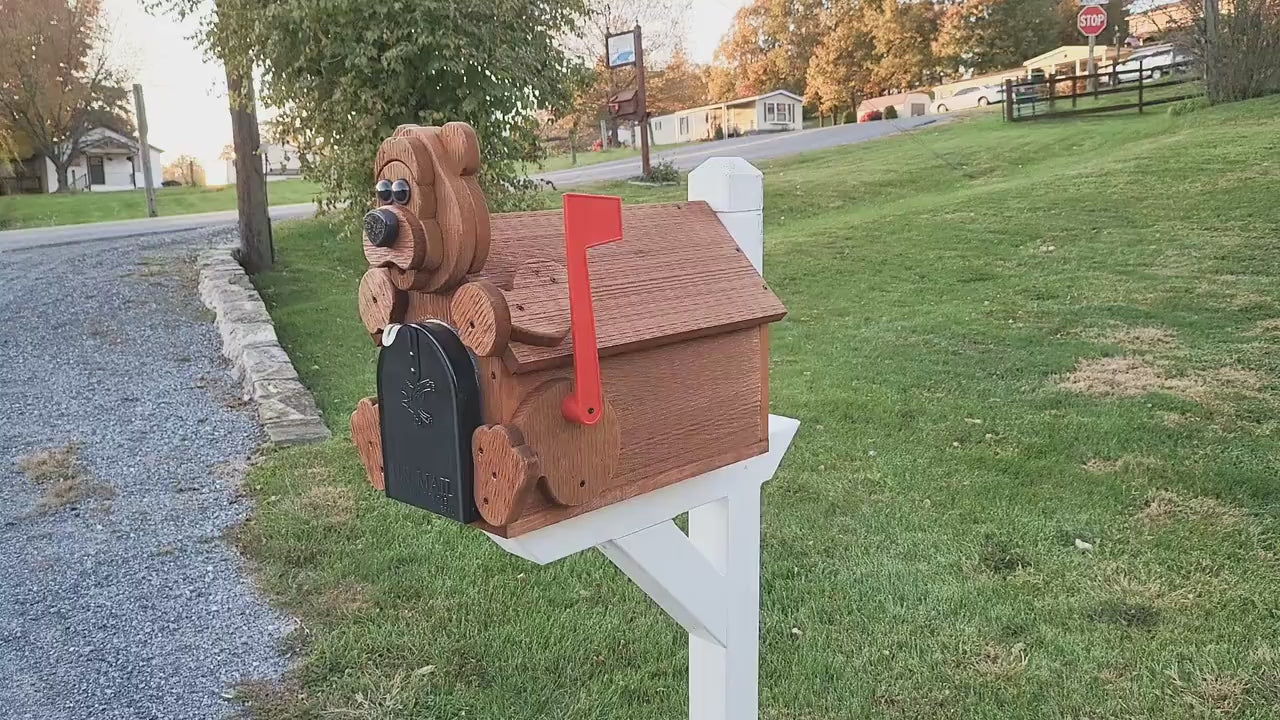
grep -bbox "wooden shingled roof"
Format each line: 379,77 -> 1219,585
478,201 -> 786,373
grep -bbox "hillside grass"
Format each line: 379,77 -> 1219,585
0,179 -> 319,230
242,96 -> 1280,719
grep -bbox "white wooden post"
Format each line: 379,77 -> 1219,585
688,157 -> 764,273
487,158 -> 788,720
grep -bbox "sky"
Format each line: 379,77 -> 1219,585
104,0 -> 749,185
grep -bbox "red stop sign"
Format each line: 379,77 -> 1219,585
1077,5 -> 1108,37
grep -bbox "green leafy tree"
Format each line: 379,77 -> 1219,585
157,0 -> 585,216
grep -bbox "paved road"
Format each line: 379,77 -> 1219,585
0,202 -> 316,253
533,116 -> 942,187
0,227 -> 289,718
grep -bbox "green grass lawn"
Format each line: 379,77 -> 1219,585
0,179 -> 319,230
242,96 -> 1280,718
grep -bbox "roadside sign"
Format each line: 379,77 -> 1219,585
605,30 -> 636,68
1078,0 -> 1108,4
1077,5 -> 1108,37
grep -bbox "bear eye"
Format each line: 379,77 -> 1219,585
391,179 -> 410,205
375,179 -> 393,204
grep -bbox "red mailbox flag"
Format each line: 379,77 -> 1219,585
561,193 -> 623,425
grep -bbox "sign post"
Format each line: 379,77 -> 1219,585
1077,4 -> 1108,93
606,26 -> 650,177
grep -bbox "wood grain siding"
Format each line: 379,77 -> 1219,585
484,327 -> 766,535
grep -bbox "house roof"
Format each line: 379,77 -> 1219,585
932,68 -> 1026,92
479,202 -> 787,373
654,89 -> 804,121
1023,45 -> 1109,68
81,126 -> 164,155
858,92 -> 931,110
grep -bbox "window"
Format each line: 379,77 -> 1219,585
956,87 -> 979,96
679,116 -> 689,135
765,101 -> 795,125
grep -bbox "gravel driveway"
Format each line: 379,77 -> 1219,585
0,228 -> 289,719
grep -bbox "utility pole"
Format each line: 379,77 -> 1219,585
132,84 -> 157,218
224,62 -> 274,273
1204,0 -> 1219,100
634,23 -> 651,177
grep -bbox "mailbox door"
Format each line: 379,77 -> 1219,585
377,322 -> 482,523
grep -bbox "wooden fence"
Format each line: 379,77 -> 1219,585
1003,58 -> 1204,122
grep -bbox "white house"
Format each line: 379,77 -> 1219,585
224,141 -> 304,184
648,90 -> 804,146
4,127 -> 165,194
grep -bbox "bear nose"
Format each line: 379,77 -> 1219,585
363,207 -> 399,247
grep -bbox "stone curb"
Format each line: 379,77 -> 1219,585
197,245 -> 331,446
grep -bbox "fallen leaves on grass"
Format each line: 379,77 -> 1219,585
16,443 -> 114,512
1137,490 -> 1245,528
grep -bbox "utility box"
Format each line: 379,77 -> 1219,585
351,122 -> 786,537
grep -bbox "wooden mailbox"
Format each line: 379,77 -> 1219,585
350,122 -> 786,537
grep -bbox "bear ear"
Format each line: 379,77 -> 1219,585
439,122 -> 481,177
436,123 -> 490,272
374,135 -> 435,185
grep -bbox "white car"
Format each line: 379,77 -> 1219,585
1112,44 -> 1194,83
931,85 -> 1004,114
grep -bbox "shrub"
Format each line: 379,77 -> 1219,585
882,104 -> 899,120
1168,96 -> 1211,116
645,159 -> 679,184
712,124 -> 724,141
841,110 -> 857,124
1189,0 -> 1280,102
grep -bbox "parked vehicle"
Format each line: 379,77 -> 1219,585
1112,44 -> 1194,83
931,85 -> 1004,114
858,109 -> 883,123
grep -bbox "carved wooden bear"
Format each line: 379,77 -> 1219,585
351,122 -> 786,537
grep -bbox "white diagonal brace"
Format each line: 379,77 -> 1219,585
598,520 -> 728,647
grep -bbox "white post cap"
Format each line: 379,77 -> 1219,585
688,157 -> 763,213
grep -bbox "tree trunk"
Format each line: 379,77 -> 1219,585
54,160 -> 70,192
224,62 -> 273,274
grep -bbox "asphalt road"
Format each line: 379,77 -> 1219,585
0,202 -> 317,253
1,117 -> 941,250
533,116 -> 942,187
